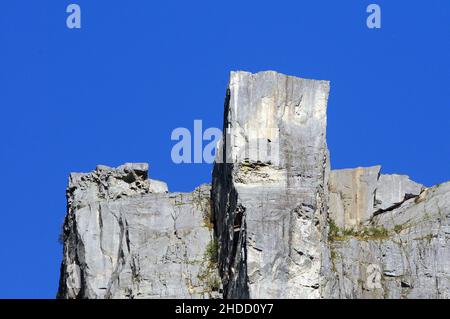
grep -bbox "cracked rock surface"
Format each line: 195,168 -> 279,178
58,71 -> 450,299
212,71 -> 330,298
328,166 -> 424,229
325,181 -> 450,298
57,164 -> 220,299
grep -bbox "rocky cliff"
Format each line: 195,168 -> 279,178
325,167 -> 450,298
57,163 -> 220,299
211,71 -> 330,298
58,71 -> 450,299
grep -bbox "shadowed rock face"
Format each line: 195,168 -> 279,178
58,71 -> 450,299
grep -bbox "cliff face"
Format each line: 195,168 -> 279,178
211,71 -> 330,298
57,163 -> 220,299
58,71 -> 450,299
325,168 -> 450,298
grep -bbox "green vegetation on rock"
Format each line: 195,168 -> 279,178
328,219 -> 390,242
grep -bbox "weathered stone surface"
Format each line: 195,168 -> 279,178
58,70 -> 450,299
375,174 -> 423,212
57,164 -> 219,299
212,71 -> 330,298
325,182 -> 450,299
329,167 -> 425,230
329,166 -> 381,229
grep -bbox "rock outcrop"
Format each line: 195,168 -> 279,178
57,164 -> 220,299
58,71 -> 450,299
325,180 -> 450,298
211,71 -> 330,298
328,166 -> 424,229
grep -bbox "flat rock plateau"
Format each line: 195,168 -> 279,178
58,71 -> 450,299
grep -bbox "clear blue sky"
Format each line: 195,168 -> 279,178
0,0 -> 449,298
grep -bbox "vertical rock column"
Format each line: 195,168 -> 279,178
212,71 -> 331,298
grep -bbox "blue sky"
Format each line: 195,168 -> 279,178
0,0 -> 449,298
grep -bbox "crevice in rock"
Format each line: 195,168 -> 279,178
373,193 -> 420,217
104,212 -> 128,299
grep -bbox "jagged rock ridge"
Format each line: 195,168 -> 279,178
58,71 -> 450,299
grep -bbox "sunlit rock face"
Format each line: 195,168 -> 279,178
328,166 -> 424,229
57,164 -> 220,299
212,71 -> 331,298
58,71 -> 450,299
325,181 -> 450,299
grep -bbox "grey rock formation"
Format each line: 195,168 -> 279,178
329,166 -> 381,229
212,71 -> 331,298
328,167 -> 424,229
58,70 -> 450,299
325,182 -> 450,298
58,164 -> 220,299
375,174 -> 423,212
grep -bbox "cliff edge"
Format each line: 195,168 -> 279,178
58,71 -> 450,299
